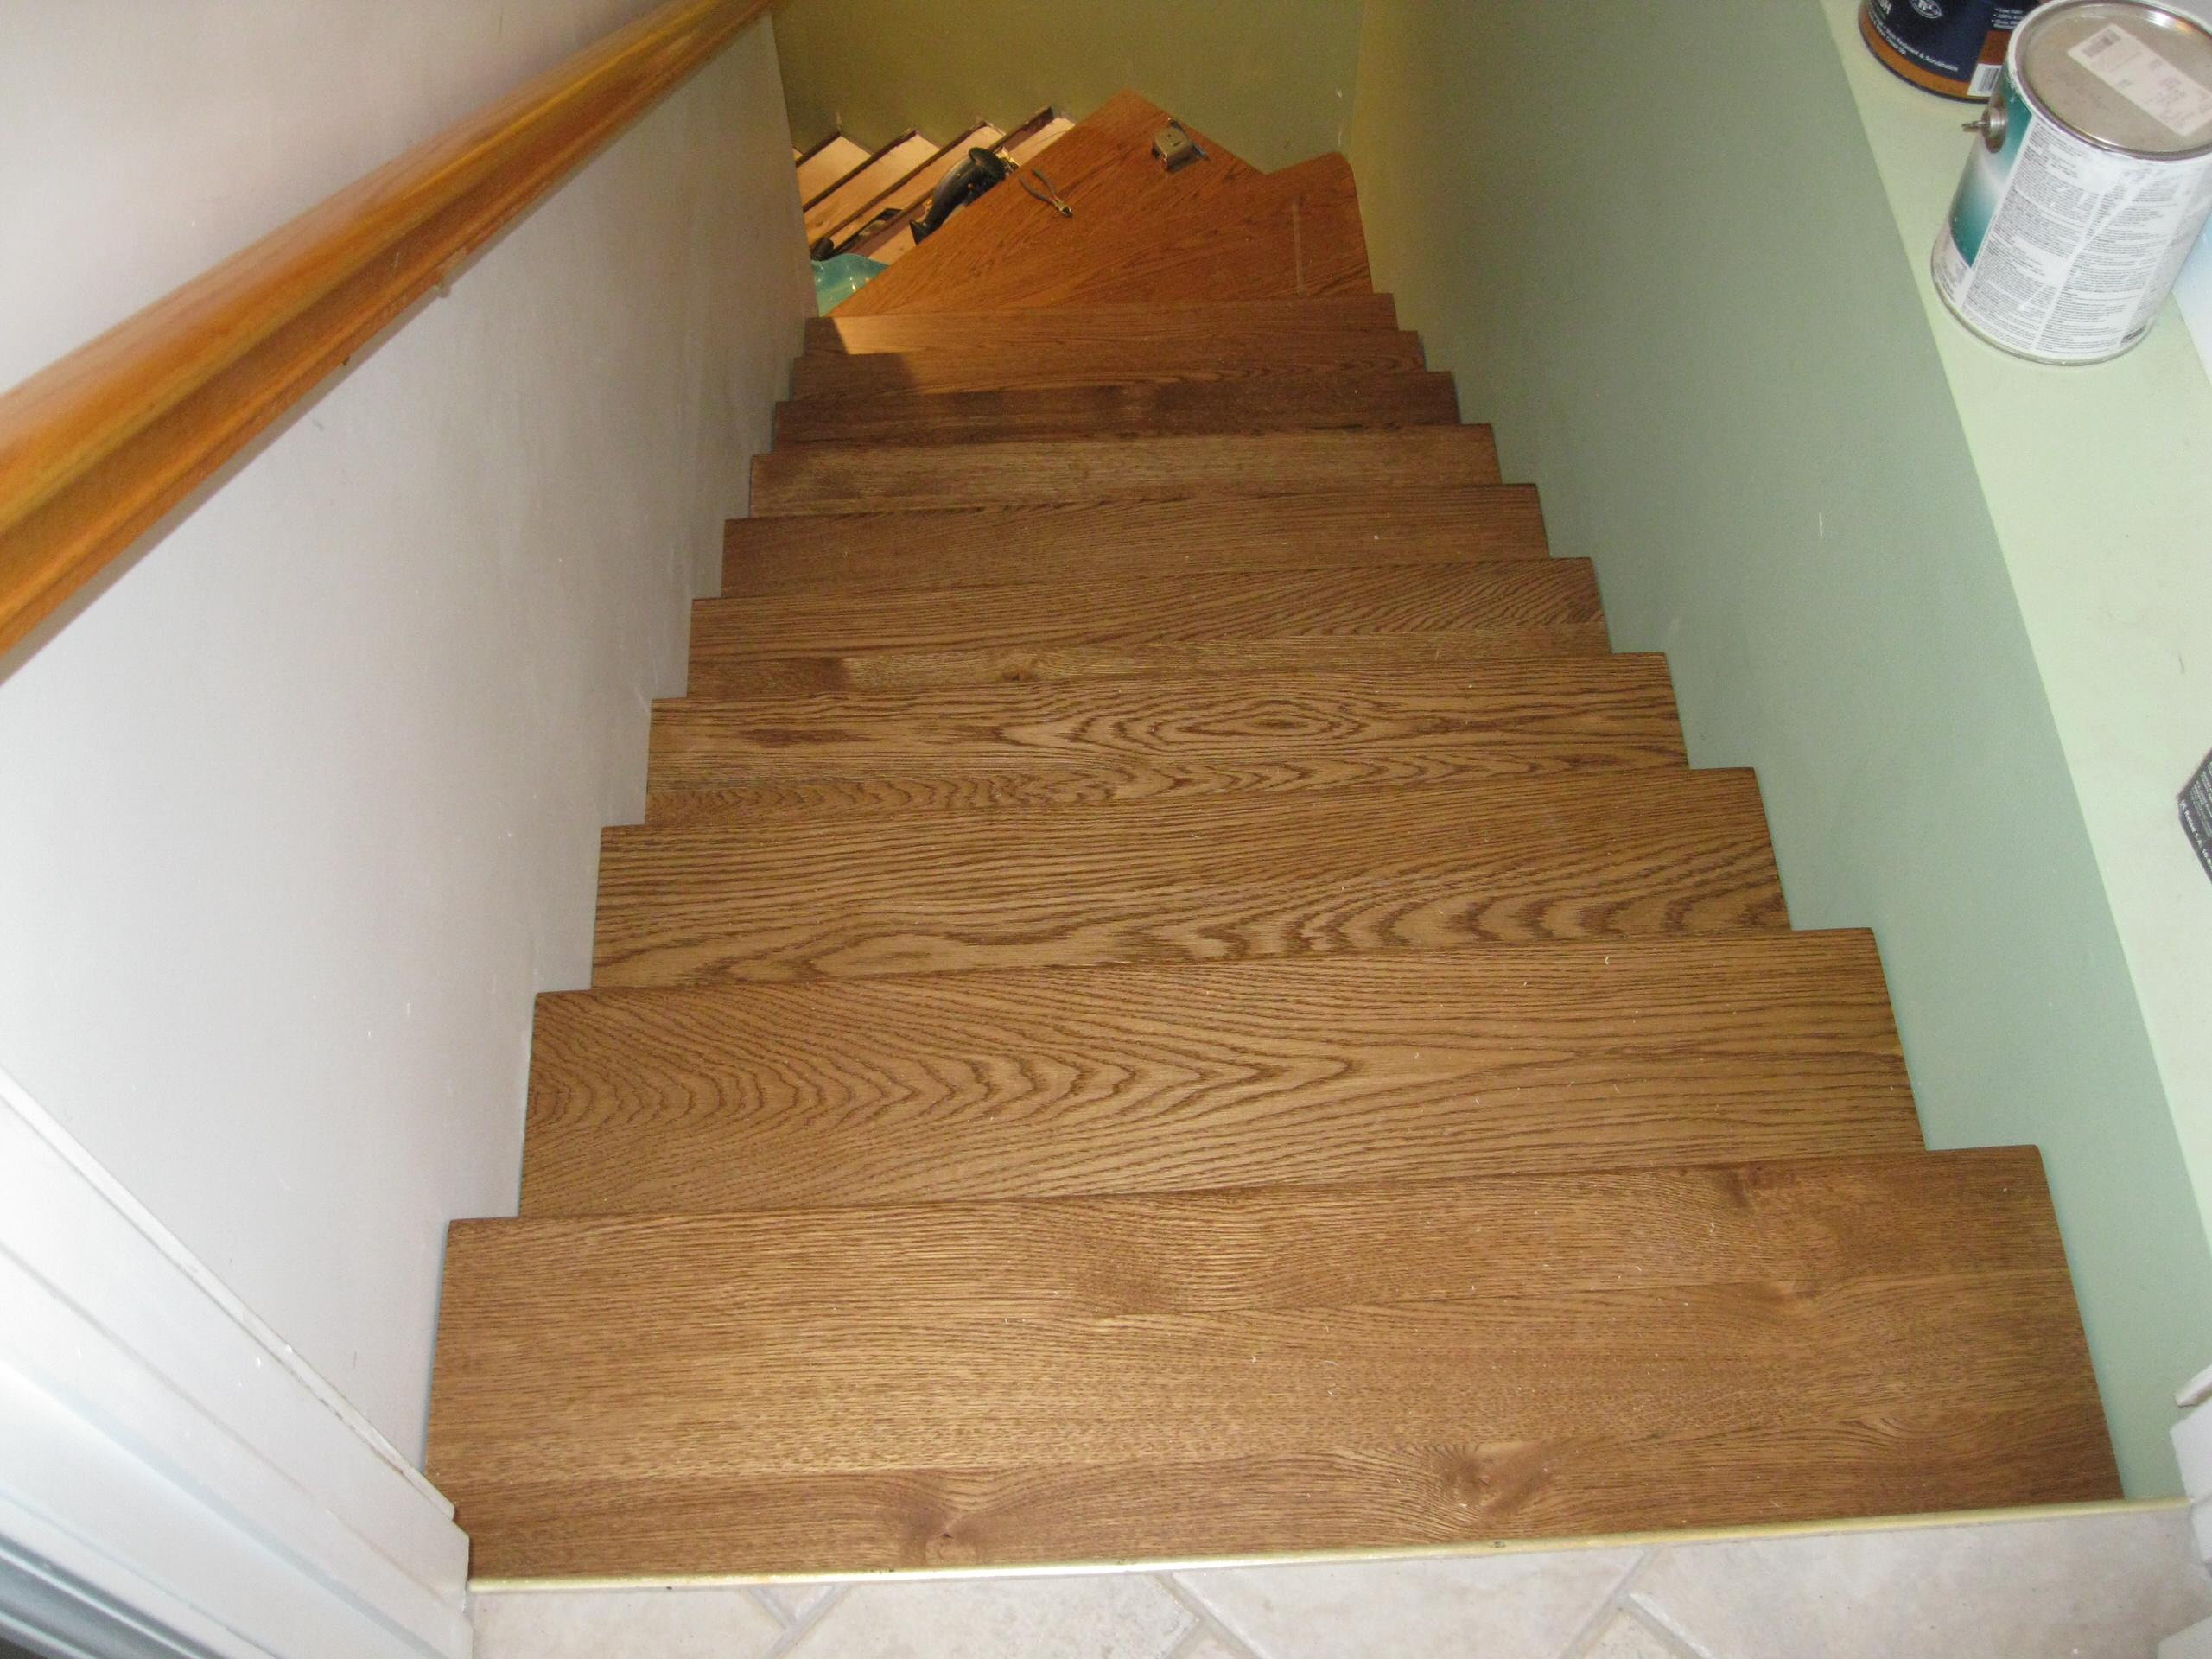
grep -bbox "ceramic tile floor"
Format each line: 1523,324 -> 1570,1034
471,1505 -> 2212,1659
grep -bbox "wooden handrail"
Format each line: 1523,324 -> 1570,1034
0,0 -> 772,660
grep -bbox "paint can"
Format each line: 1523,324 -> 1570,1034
1862,0 -> 2050,101
1934,0 -> 2212,363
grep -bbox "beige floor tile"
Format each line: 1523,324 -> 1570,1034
469,1586 -> 785,1659
1178,1637 -> 1258,1659
786,1572 -> 1193,1656
1631,1509 -> 2212,1659
1583,1612 -> 1680,1659
756,1582 -> 839,1624
1174,1549 -> 1642,1659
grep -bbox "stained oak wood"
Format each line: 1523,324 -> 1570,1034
434,1147 -> 2117,1576
795,134 -> 868,204
789,333 -> 1427,398
692,561 -> 1599,659
523,931 -> 1919,1213
751,428 -> 1500,516
804,132 -> 938,244
721,491 -> 1550,597
646,657 -> 1687,791
773,370 -> 1462,446
806,296 -> 1401,354
0,0 -> 770,660
683,630 -> 1611,700
590,767 -> 1786,987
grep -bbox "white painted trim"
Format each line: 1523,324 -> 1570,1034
0,1061 -> 470,1659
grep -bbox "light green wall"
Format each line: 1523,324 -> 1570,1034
1348,0 -> 2211,1494
772,0 -> 1363,169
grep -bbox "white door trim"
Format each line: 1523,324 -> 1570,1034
0,1061 -> 470,1659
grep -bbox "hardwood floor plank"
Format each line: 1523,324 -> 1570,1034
684,630 -> 1611,700
437,1148 -> 2113,1577
645,658 -> 1686,790
806,296 -> 1402,354
692,562 -> 1599,660
772,372 -> 1462,446
523,931 -> 1921,1214
751,428 -> 1501,516
590,767 -> 1786,987
720,491 -> 1552,600
788,334 -> 1427,398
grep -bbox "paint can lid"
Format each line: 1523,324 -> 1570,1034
2017,0 -> 2212,156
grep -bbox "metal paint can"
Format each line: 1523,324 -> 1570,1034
1862,0 -> 2049,101
1934,0 -> 2212,363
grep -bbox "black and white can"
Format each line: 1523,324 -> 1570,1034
1934,0 -> 2212,363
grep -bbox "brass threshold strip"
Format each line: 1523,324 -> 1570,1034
469,1496 -> 2176,1593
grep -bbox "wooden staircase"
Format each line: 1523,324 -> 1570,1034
798,108 -> 1075,265
428,93 -> 2120,1583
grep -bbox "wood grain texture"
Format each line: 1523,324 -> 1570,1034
751,428 -> 1500,516
773,371 -> 1460,446
523,931 -> 1919,1214
683,629 -> 1612,700
0,0 -> 769,660
804,132 -> 938,244
789,333 -> 1427,398
591,767 -> 1785,987
807,296 -> 1401,354
646,657 -> 1686,790
692,561 -> 1599,659
435,1147 -> 2116,1576
721,490 -> 1550,599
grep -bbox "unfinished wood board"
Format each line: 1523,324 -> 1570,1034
646,657 -> 1686,790
773,370 -> 1461,446
692,561 -> 1598,658
795,134 -> 868,204
439,1150 -> 2114,1577
791,334 -> 1427,399
589,766 -> 1786,987
1004,113 -> 1074,165
750,427 -> 1499,515
806,296 -> 1401,354
682,629 -> 1613,701
804,132 -> 938,245
523,930 -> 1918,1214
720,491 -> 1549,598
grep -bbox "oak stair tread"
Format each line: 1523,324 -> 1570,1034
751,427 -> 1501,515
774,369 -> 1462,445
721,489 -> 1551,598
805,296 -> 1402,354
591,766 -> 1786,987
524,930 -> 1920,1215
434,1147 -> 2114,1580
691,561 -> 1599,660
646,657 -> 1687,791
790,332 -> 1428,398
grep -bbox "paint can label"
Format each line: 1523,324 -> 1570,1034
1935,57 -> 2212,360
1866,0 -> 2040,96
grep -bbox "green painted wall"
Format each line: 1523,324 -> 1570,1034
1348,0 -> 2212,1494
772,0 -> 1363,169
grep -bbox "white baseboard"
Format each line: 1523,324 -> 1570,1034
0,1063 -> 469,1659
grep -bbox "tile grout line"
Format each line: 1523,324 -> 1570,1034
1157,1572 -> 1268,1659
752,1584 -> 851,1658
1553,1548 -> 1657,1659
1625,1582 -> 1726,1659
746,1585 -> 795,1630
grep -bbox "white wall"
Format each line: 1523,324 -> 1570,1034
0,2 -> 811,1458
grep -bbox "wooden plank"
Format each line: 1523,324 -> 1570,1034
721,491 -> 1550,598
589,766 -> 1788,987
750,427 -> 1500,516
795,134 -> 868,204
435,1148 -> 2116,1577
1003,113 -> 1074,166
773,370 -> 1462,446
804,132 -> 939,245
683,630 -> 1613,700
645,657 -> 1687,790
692,561 -> 1599,658
523,931 -> 1920,1214
807,296 -> 1402,354
842,124 -> 1007,261
789,334 -> 1428,398
839,96 -> 1370,315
